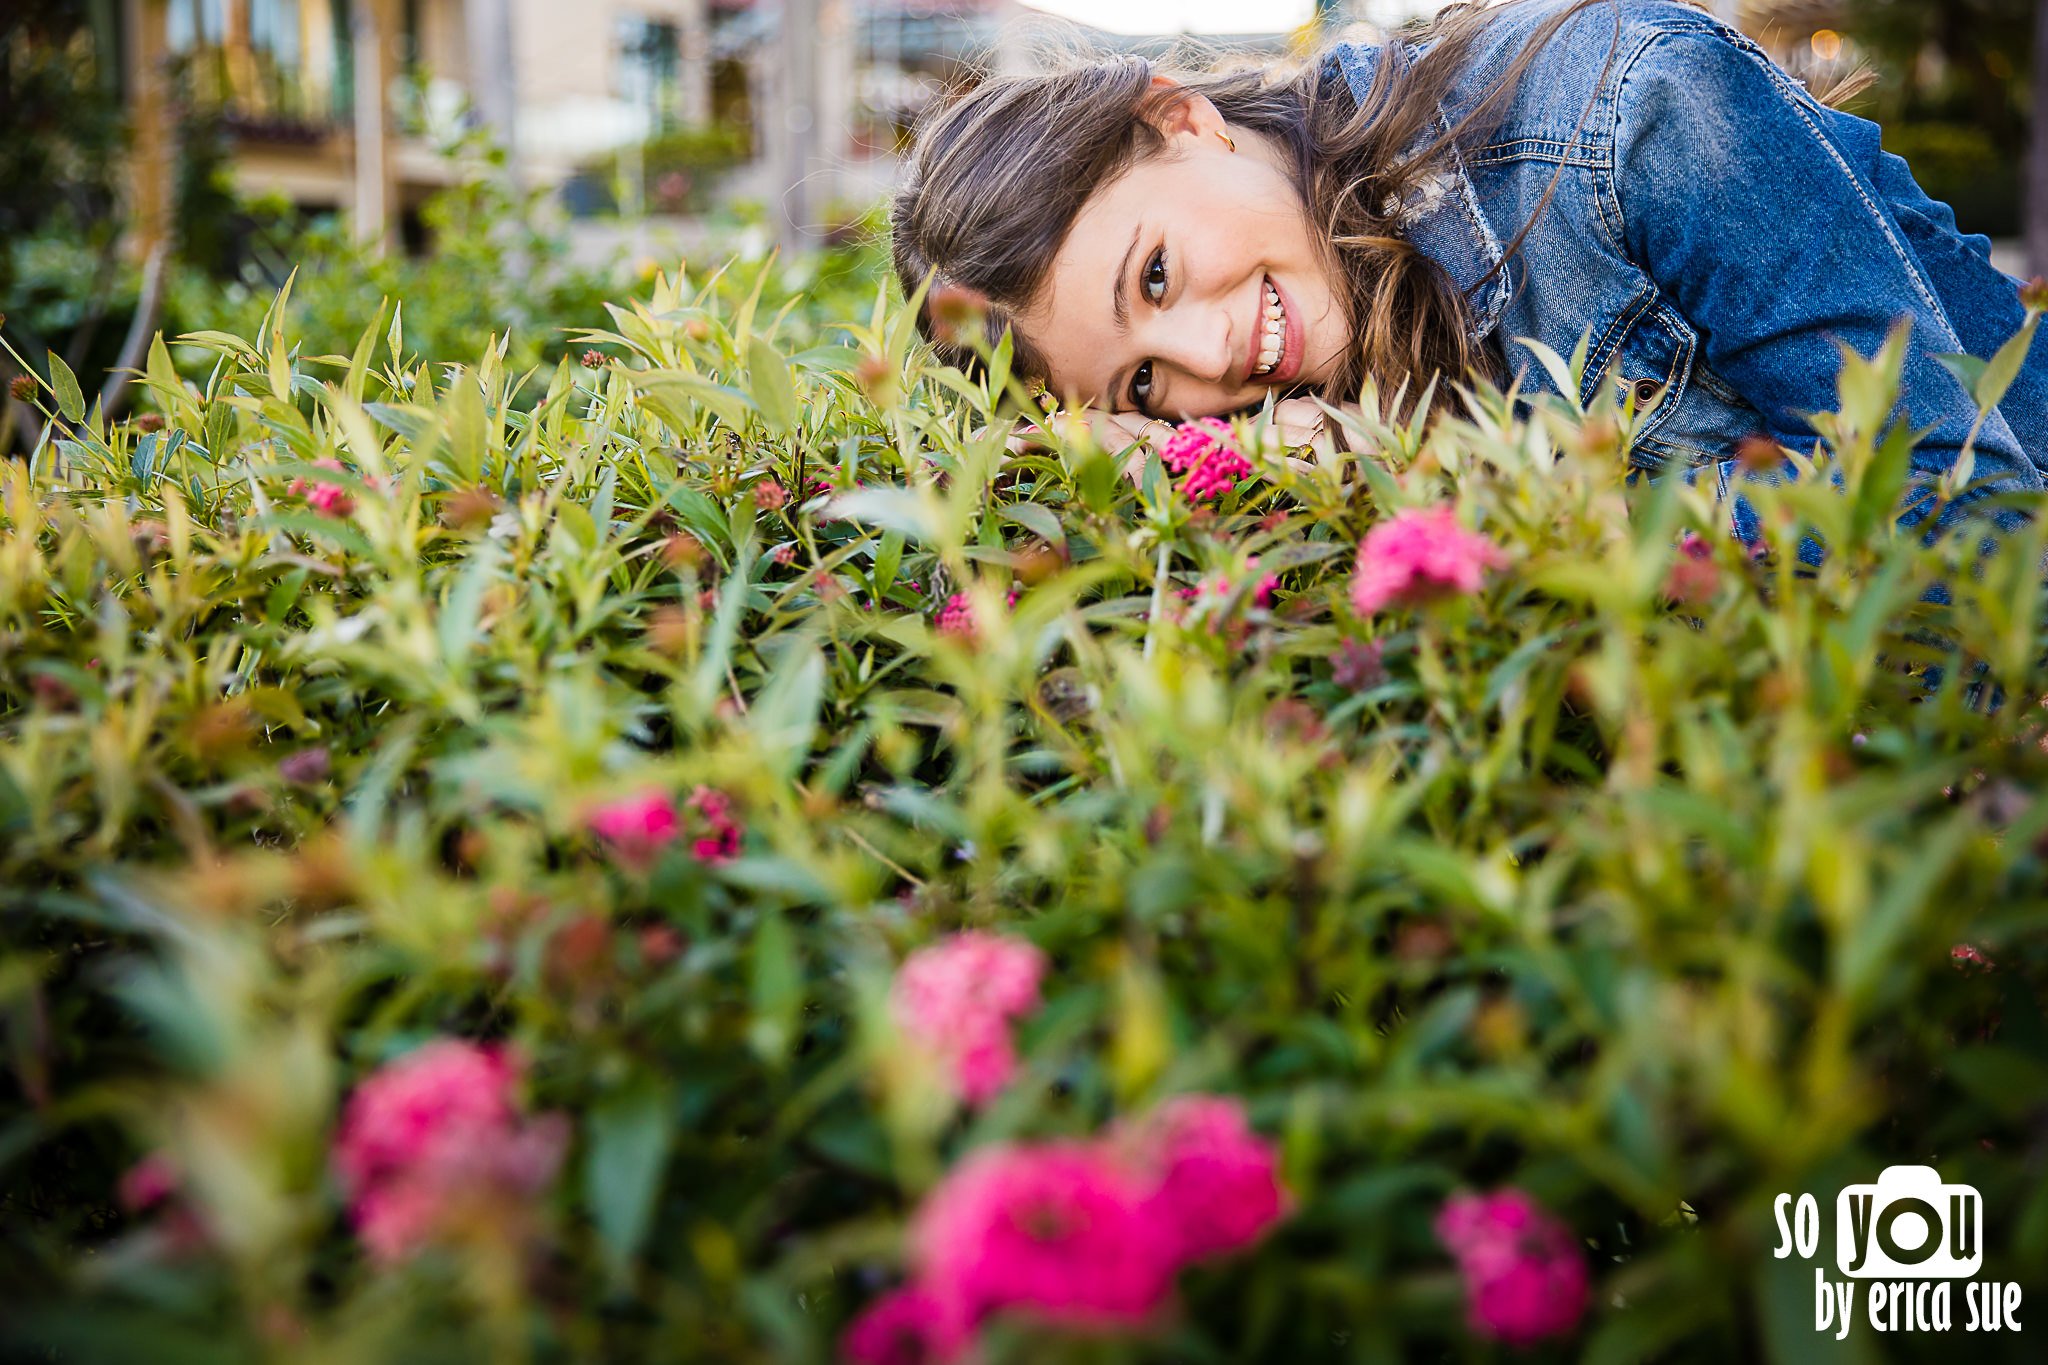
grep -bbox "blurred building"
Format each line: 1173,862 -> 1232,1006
112,0 -> 1035,252
119,0 -> 722,251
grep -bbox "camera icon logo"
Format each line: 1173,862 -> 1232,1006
1836,1165 -> 1982,1279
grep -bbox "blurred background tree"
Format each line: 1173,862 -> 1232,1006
0,0 -> 133,437
1829,0 -> 2037,239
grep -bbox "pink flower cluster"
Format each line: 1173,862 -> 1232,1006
935,593 -> 978,640
1350,506 -> 1508,616
890,932 -> 1046,1105
844,1095 -> 1287,1364
588,790 -> 681,867
331,1040 -> 568,1265
289,458 -> 356,519
587,785 -> 743,868
1434,1188 -> 1589,1347
687,785 -> 743,862
1160,419 -> 1253,502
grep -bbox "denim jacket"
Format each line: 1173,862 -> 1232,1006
1330,0 -> 2048,561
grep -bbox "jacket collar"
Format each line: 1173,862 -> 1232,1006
1324,42 -> 1512,345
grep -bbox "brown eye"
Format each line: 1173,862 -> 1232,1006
1142,248 -> 1168,305
1130,361 -> 1155,410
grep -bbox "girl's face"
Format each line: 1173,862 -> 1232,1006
1018,88 -> 1352,420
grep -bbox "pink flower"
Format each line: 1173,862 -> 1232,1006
1434,1188 -> 1589,1347
891,932 -> 1046,1105
1951,942 -> 1995,970
908,1141 -> 1176,1329
1249,560 -> 1280,610
589,790 -> 682,868
279,746 -> 331,785
331,1040 -> 567,1265
119,1152 -> 179,1213
936,593 -> 978,640
687,785 -> 743,863
1663,531 -> 1719,605
841,1286 -> 975,1365
1160,419 -> 1253,502
1350,507 -> 1507,616
289,458 -> 357,519
754,479 -> 789,512
1332,637 -> 1385,691
1120,1095 -> 1287,1264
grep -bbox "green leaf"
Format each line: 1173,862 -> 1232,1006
748,908 -> 801,1065
1513,335 -> 1586,413
751,639 -> 825,778
1972,312 -> 2038,412
1936,352 -> 1989,398
830,486 -> 943,543
1835,812 -> 1972,1003
746,335 -> 798,438
997,500 -> 1064,546
439,539 -> 503,676
872,530 -> 904,596
46,351 -> 84,424
584,1077 -> 677,1280
1946,1047 -> 2048,1121
347,300 -> 389,401
638,372 -> 757,435
441,369 -> 488,482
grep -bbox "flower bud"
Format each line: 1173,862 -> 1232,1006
1736,434 -> 1783,473
928,284 -> 990,347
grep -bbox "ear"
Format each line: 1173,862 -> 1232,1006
1142,77 -> 1228,147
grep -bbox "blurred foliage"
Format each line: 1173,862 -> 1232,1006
568,123 -> 754,217
1840,0 -> 2037,235
0,0 -> 127,305
1880,121 -> 2018,240
3,133 -> 890,435
1,246 -> 2046,1362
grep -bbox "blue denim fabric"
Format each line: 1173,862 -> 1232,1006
1329,0 -> 2048,566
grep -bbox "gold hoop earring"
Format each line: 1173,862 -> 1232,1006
1216,129 -> 1236,153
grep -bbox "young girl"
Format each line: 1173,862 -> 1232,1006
888,0 -> 2048,560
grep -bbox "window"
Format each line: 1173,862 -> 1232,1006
617,16 -> 683,135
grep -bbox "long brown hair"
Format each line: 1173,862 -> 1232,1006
890,1 -> 1857,417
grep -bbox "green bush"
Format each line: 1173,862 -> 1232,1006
564,124 -> 752,217
2,266 -> 2046,1364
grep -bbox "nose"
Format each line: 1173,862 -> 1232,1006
1144,304 -> 1235,388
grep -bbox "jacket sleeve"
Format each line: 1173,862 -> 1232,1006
1609,18 -> 2043,558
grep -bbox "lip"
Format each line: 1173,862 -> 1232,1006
1244,273 -> 1304,388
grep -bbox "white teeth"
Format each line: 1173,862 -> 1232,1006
1252,277 -> 1287,377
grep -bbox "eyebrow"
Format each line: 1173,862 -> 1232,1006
1104,227 -> 1142,411
1111,227 -> 1138,333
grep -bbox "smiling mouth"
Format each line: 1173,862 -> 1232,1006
1248,275 -> 1296,384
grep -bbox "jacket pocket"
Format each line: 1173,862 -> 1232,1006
1611,302 -> 1768,471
